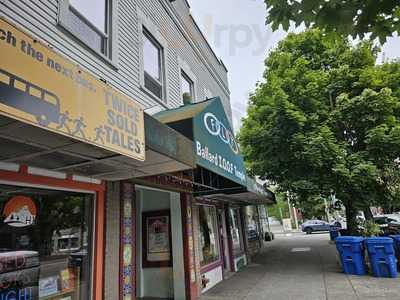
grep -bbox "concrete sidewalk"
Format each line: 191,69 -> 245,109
200,233 -> 400,300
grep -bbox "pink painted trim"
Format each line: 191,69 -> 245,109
200,260 -> 223,274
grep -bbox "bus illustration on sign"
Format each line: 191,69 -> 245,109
0,69 -> 61,126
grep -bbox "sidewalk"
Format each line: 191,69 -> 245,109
200,233 -> 400,300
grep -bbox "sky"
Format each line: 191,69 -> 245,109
188,0 -> 400,133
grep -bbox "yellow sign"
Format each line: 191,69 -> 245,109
0,18 -> 145,161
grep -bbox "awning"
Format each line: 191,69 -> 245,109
0,19 -> 196,180
154,98 -> 275,205
200,177 -> 276,205
156,97 -> 246,186
0,113 -> 195,180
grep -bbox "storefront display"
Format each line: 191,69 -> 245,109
228,208 -> 244,255
0,184 -> 94,300
245,206 -> 260,241
198,205 -> 219,267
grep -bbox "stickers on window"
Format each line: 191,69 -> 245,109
3,196 -> 37,227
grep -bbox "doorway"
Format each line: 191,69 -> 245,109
217,208 -> 231,275
135,186 -> 186,300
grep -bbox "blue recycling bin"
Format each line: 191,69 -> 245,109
336,236 -> 366,275
365,237 -> 397,278
389,235 -> 400,268
330,227 -> 340,241
389,235 -> 400,257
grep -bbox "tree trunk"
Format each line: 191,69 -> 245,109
344,202 -> 358,235
363,207 -> 374,221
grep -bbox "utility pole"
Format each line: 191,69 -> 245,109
293,205 -> 299,230
287,193 -> 294,226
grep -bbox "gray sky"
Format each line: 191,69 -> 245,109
188,0 -> 400,133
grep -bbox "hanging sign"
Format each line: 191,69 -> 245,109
3,196 -> 37,228
0,18 -> 145,161
193,99 -> 246,185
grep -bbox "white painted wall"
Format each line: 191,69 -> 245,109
170,192 -> 186,300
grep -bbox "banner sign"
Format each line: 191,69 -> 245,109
0,18 -> 145,161
193,99 -> 246,185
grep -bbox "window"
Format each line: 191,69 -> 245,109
58,0 -> 112,58
69,0 -> 106,32
181,71 -> 194,104
229,208 -> 244,255
246,206 -> 260,241
0,184 -> 94,300
143,30 -> 164,100
198,205 -> 220,266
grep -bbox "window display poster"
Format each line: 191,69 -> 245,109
39,276 -> 59,297
143,211 -> 171,267
148,216 -> 169,254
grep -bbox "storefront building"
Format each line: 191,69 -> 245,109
154,98 -> 276,294
1,1 -> 275,300
0,10 -> 195,300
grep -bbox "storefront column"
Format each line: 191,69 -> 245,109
104,182 -> 121,300
119,182 -> 136,300
181,193 -> 198,300
191,203 -> 203,296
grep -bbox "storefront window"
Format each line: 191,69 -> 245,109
0,184 -> 94,300
198,205 -> 219,266
246,206 -> 260,241
229,208 -> 244,255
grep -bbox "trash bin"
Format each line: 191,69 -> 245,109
389,235 -> 400,268
389,235 -> 400,256
336,236 -> 366,275
365,237 -> 397,278
330,227 -> 340,241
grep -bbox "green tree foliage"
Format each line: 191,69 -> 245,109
265,0 -> 400,43
266,193 -> 290,222
239,30 -> 400,232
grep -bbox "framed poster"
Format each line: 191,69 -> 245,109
142,210 -> 172,268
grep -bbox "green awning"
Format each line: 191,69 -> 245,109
154,98 -> 275,205
155,97 -> 246,186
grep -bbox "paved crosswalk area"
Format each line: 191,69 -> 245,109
200,233 -> 400,300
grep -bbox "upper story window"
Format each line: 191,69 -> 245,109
181,70 -> 194,104
142,30 -> 164,100
58,0 -> 113,59
70,0 -> 107,32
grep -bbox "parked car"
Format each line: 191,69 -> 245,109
301,220 -> 331,234
373,216 -> 400,235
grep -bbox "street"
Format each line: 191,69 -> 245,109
201,233 -> 400,300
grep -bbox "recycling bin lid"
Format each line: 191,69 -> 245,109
389,235 -> 400,241
336,236 -> 364,243
365,237 -> 393,244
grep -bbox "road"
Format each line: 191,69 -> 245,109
201,233 -> 400,300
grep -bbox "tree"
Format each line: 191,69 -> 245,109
239,30 -> 400,233
265,0 -> 400,43
266,193 -> 290,222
